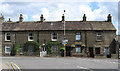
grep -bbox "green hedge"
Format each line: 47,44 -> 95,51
47,41 -> 61,54
24,41 -> 40,52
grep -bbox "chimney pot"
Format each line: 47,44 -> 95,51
19,14 -> 23,22
9,18 -> 10,21
40,14 -> 44,22
107,14 -> 112,22
62,14 -> 65,22
83,14 -> 86,21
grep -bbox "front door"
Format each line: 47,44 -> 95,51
66,46 -> 71,56
40,46 -> 47,57
89,47 -> 94,58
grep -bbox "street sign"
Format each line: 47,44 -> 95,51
62,37 -> 68,45
71,44 -> 75,47
64,44 -> 66,46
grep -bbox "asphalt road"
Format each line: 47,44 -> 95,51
1,57 -> 119,71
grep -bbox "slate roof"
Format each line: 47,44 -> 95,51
2,21 -> 116,31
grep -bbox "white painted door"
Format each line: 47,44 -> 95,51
40,47 -> 47,57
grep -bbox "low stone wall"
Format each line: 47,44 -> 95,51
94,54 -> 106,59
111,54 -> 118,59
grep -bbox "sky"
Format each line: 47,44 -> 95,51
0,0 -> 119,35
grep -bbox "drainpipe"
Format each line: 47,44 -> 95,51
85,31 -> 87,54
37,31 -> 39,43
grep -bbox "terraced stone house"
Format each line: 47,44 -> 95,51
0,13 -> 117,58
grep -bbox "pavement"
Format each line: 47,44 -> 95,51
1,57 -> 120,71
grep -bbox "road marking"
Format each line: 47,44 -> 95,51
11,62 -> 22,71
14,63 -> 21,71
76,66 -> 88,69
10,62 -> 15,70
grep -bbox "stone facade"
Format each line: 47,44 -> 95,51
0,14 -> 117,58
2,30 -> 116,58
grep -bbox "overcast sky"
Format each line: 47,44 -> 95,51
0,0 -> 119,34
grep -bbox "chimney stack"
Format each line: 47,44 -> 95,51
62,14 -> 65,22
8,18 -> 12,22
83,14 -> 86,21
19,14 -> 23,22
107,14 -> 112,22
0,14 -> 4,23
40,14 -> 44,22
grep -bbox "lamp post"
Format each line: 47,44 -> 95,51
62,37 -> 68,57
63,10 -> 67,57
63,10 -> 66,36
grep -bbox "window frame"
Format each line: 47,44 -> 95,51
51,45 -> 59,52
96,32 -> 102,41
95,47 -> 101,54
76,32 -> 81,40
104,47 -> 110,55
5,32 -> 11,41
51,32 -> 58,41
5,45 -> 11,54
28,32 -> 34,41
76,45 -> 81,53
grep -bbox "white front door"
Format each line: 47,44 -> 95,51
40,46 -> 47,57
104,47 -> 110,55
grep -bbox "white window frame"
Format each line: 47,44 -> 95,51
97,32 -> 102,41
104,47 -> 110,55
51,32 -> 58,41
5,46 -> 11,54
76,32 -> 81,40
5,32 -> 11,41
76,45 -> 81,53
28,32 -> 34,41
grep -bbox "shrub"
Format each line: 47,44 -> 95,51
14,43 -> 20,52
47,41 -> 61,54
24,41 -> 40,52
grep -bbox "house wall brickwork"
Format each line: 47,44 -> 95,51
2,30 -> 116,58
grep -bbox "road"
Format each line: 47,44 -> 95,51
1,57 -> 119,71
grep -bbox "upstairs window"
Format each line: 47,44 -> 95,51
28,32 -> 34,41
51,32 -> 58,41
5,32 -> 11,41
76,32 -> 81,40
97,32 -> 102,41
